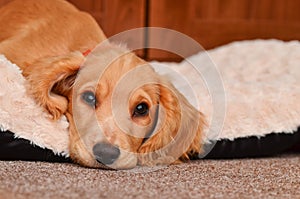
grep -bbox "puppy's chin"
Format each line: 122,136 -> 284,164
107,151 -> 138,170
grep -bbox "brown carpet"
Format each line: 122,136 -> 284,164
0,154 -> 300,199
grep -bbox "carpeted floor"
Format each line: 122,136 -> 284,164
0,154 -> 300,199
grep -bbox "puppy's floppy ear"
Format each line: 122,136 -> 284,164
138,79 -> 206,165
23,51 -> 84,120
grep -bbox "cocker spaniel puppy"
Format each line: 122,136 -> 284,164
0,0 -> 205,169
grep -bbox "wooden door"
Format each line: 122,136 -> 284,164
2,0 -> 300,61
0,0 -> 10,7
148,0 -> 300,60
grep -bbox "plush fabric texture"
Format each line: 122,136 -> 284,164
156,39 -> 300,140
0,39 -> 299,155
209,39 -> 300,139
0,55 -> 69,156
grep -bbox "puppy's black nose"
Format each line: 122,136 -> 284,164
93,142 -> 120,165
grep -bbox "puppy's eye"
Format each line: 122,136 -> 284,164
133,103 -> 149,117
81,91 -> 96,107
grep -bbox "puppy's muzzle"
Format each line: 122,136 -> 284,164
93,142 -> 120,165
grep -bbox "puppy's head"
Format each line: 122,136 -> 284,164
25,44 -> 205,169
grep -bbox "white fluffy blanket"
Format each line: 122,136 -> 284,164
0,55 -> 69,156
158,39 -> 300,140
0,39 -> 299,156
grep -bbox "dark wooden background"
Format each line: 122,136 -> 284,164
1,0 -> 300,61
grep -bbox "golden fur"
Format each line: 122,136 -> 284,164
0,0 -> 205,169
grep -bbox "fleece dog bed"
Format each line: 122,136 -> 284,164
1,39 -> 300,162
0,54 -> 70,161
